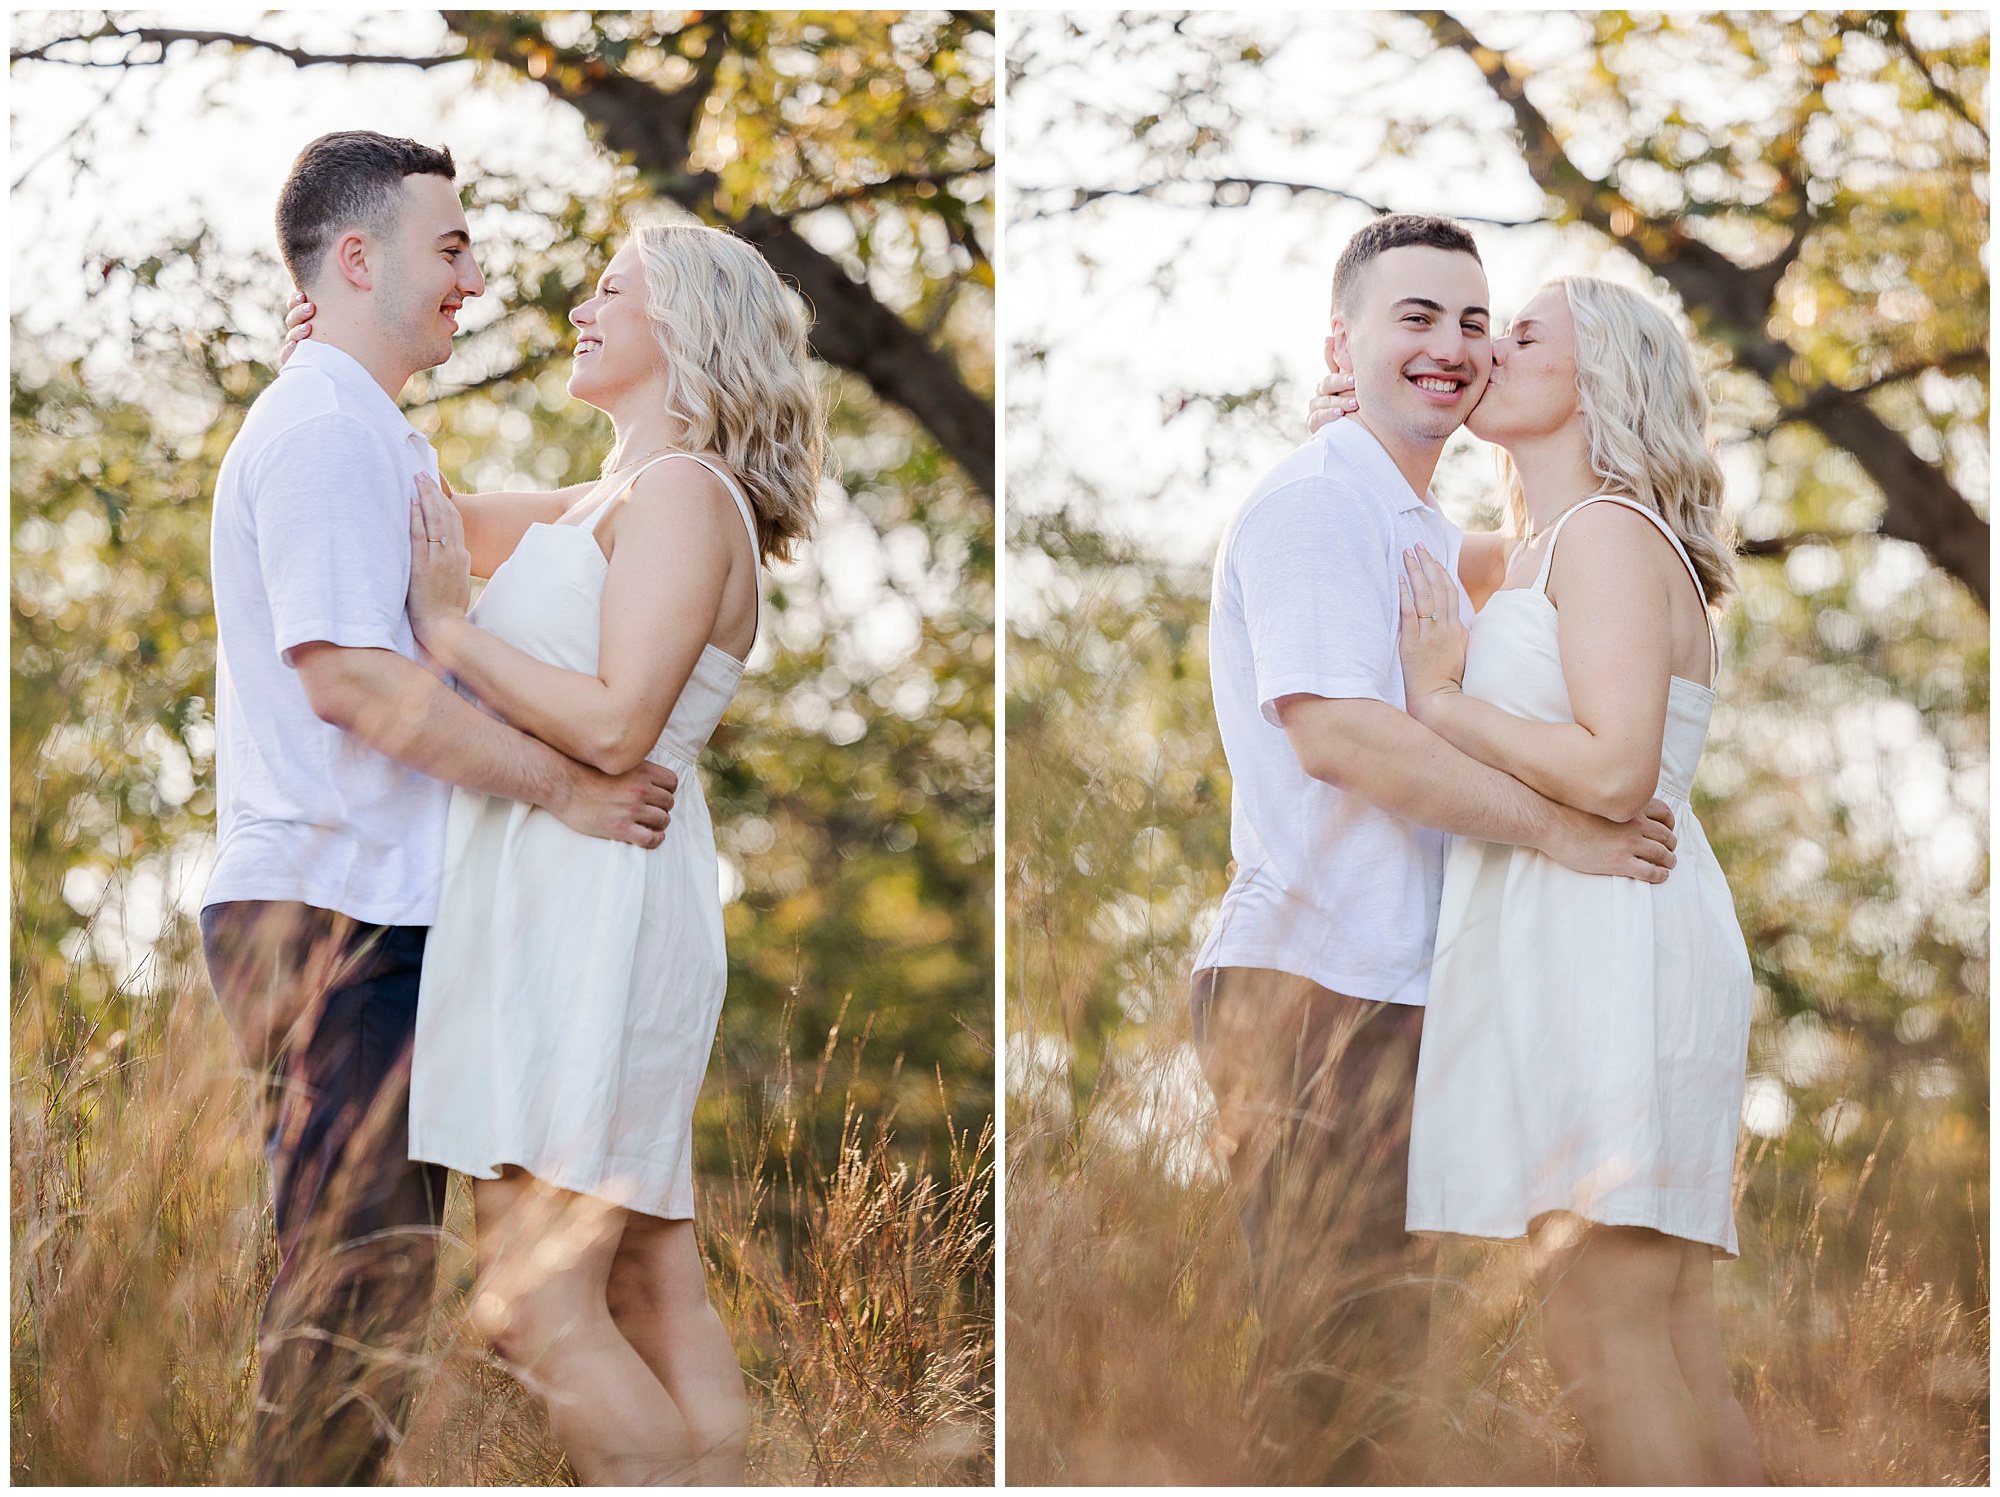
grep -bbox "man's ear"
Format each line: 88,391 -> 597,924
330,229 -> 374,294
1326,320 -> 1352,376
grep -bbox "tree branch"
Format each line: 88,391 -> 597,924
1016,176 -> 1540,228
11,26 -> 464,71
440,12 -> 994,498
1782,347 -> 1990,422
19,15 -> 996,500
1736,529 -> 1863,559
1419,9 -> 1989,610
783,167 -> 994,219
1883,13 -> 1989,146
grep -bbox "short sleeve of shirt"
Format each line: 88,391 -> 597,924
253,414 -> 412,665
1231,478 -> 1400,726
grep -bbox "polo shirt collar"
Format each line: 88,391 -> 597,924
1318,415 -> 1436,513
282,339 -> 425,445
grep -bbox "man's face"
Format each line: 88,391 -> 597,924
372,173 -> 484,371
1329,245 -> 1491,447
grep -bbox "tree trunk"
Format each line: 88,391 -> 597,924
1422,10 -> 1988,610
442,13 -> 995,499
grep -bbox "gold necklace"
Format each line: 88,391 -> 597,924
599,442 -> 677,480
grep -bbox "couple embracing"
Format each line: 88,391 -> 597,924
1196,214 -> 1761,1483
200,130 -> 824,1484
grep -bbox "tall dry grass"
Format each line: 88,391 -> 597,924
1005,1011 -> 1990,1486
12,923 -> 992,1485
1005,541 -> 1988,1486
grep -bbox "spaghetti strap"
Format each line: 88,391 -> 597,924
574,451 -> 684,532
1534,493 -> 1717,682
653,453 -> 763,569
586,450 -> 762,640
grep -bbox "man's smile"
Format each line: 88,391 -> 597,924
1406,369 -> 1470,404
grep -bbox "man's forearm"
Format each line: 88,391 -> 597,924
297,645 -> 577,811
1282,694 -> 1558,849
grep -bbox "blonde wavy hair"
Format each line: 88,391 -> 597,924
1501,275 -> 1736,604
634,223 -> 827,564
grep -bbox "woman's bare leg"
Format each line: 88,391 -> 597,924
1536,1223 -> 1712,1484
1667,1243 -> 1765,1484
471,1172 -> 697,1484
607,1214 -> 750,1485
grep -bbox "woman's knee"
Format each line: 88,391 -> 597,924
609,1216 -> 711,1315
471,1181 -> 622,1368
475,1276 -> 567,1367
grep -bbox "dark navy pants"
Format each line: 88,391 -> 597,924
201,901 -> 448,1486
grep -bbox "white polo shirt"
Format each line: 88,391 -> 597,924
202,340 -> 449,926
1194,418 -> 1476,1005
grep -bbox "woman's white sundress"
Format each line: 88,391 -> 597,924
1405,494 -> 1754,1257
409,452 -> 758,1220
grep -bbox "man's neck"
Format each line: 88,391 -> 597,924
1348,412 -> 1446,504
302,319 -> 417,404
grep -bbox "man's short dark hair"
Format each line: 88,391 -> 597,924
276,130 -> 457,289
1330,213 -> 1481,317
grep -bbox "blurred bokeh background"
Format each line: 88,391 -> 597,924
1005,10 -> 1986,1484
13,10 -> 992,1483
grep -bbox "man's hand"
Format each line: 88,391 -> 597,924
1541,796 -> 1678,883
549,759 -> 678,849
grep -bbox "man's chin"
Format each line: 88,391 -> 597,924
1402,408 -> 1469,443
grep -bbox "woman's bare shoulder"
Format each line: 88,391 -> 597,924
1557,500 -> 1683,568
612,455 -> 747,554
1549,500 -> 1683,605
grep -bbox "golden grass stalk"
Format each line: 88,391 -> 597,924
1004,1016 -> 1989,1486
12,927 -> 993,1485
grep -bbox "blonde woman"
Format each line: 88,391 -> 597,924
1314,276 -> 1760,1483
285,222 -> 823,1484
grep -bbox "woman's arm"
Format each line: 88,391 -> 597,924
453,484 -> 589,579
1398,506 -> 1677,822
408,465 -> 741,775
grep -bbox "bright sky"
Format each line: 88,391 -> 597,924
13,12 -> 976,961
10,13 -> 961,675
1005,11 -> 1764,569
11,11 -> 609,354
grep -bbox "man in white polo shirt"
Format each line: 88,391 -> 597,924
1192,215 -> 1679,1476
201,130 -> 678,1484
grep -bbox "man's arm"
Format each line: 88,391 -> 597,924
1276,694 -> 1676,881
293,643 -> 675,848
